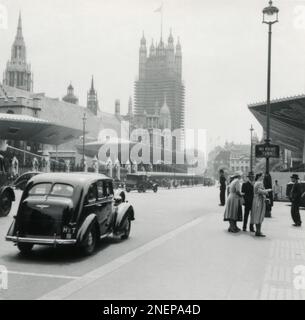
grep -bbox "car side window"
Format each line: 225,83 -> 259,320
97,181 -> 104,199
87,184 -> 97,202
103,180 -> 113,197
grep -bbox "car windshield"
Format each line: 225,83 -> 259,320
50,184 -> 74,197
29,183 -> 52,195
127,175 -> 145,182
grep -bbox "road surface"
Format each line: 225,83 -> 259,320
1,186 -> 305,300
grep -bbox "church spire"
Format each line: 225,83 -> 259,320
17,11 -> 23,39
90,75 -> 95,92
3,12 -> 33,91
87,76 -> 99,115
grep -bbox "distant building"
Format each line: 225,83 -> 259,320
229,145 -> 250,174
63,83 -> 79,105
2,13 -> 33,92
211,141 -> 259,177
134,31 -> 185,149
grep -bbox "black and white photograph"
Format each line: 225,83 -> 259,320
1,0 -> 305,304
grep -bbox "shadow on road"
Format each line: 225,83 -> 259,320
1,237 -> 125,265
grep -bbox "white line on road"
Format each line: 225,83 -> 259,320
38,215 -> 206,300
7,270 -> 80,280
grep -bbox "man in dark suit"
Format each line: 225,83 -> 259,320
289,174 -> 302,227
242,172 -> 255,232
219,169 -> 226,206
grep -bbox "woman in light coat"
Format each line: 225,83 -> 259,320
251,173 -> 272,237
224,173 -> 244,233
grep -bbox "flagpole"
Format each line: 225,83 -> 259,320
161,3 -> 163,40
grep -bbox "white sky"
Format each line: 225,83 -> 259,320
1,0 -> 305,151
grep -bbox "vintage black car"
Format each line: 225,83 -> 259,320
6,172 -> 135,255
13,171 -> 42,191
1,169 -> 42,217
125,173 -> 158,193
0,155 -> 15,217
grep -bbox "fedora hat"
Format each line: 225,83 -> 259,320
247,171 -> 255,178
290,174 -> 300,180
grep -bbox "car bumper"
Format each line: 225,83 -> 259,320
6,236 -> 77,246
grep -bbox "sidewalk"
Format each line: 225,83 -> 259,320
41,201 -> 305,300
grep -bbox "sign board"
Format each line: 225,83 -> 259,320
255,143 -> 280,159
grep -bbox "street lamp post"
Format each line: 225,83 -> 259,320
262,0 -> 279,218
262,0 -> 279,174
82,113 -> 87,172
250,125 -> 254,172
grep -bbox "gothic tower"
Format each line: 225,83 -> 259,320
3,12 -> 33,91
87,76 -> 99,115
134,30 -> 185,149
139,33 -> 147,80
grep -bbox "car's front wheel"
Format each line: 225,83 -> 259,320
121,217 -> 131,240
17,243 -> 34,255
81,225 -> 97,256
0,191 -> 13,217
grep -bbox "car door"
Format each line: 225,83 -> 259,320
97,180 -> 114,235
95,180 -> 112,235
83,182 -> 99,226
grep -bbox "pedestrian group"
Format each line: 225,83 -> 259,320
219,170 -> 303,237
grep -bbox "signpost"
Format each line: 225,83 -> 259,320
255,143 -> 280,159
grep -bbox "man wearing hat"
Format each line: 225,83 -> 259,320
289,174 -> 302,227
242,172 -> 255,232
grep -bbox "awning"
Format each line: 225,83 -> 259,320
248,95 -> 305,153
0,113 -> 84,145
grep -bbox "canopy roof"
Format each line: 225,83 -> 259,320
0,113 -> 83,145
248,94 -> 305,153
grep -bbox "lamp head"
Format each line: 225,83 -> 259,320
263,0 -> 279,24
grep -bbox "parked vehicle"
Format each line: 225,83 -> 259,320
13,171 -> 42,191
125,173 -> 158,193
203,177 -> 214,186
0,155 -> 15,217
6,172 -> 135,255
1,164 -> 41,217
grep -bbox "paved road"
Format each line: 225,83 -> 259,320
1,186 -> 305,300
0,186 -> 216,300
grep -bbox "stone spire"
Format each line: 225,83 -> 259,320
3,12 -> 33,91
87,76 -> 99,115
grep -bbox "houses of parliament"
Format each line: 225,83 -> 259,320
0,13 -> 186,165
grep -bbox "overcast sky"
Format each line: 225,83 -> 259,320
1,0 -> 305,150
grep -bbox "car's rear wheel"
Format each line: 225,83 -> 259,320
0,191 -> 13,217
121,217 -> 131,240
153,186 -> 158,193
17,243 -> 34,255
126,188 -> 131,193
81,225 -> 97,256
